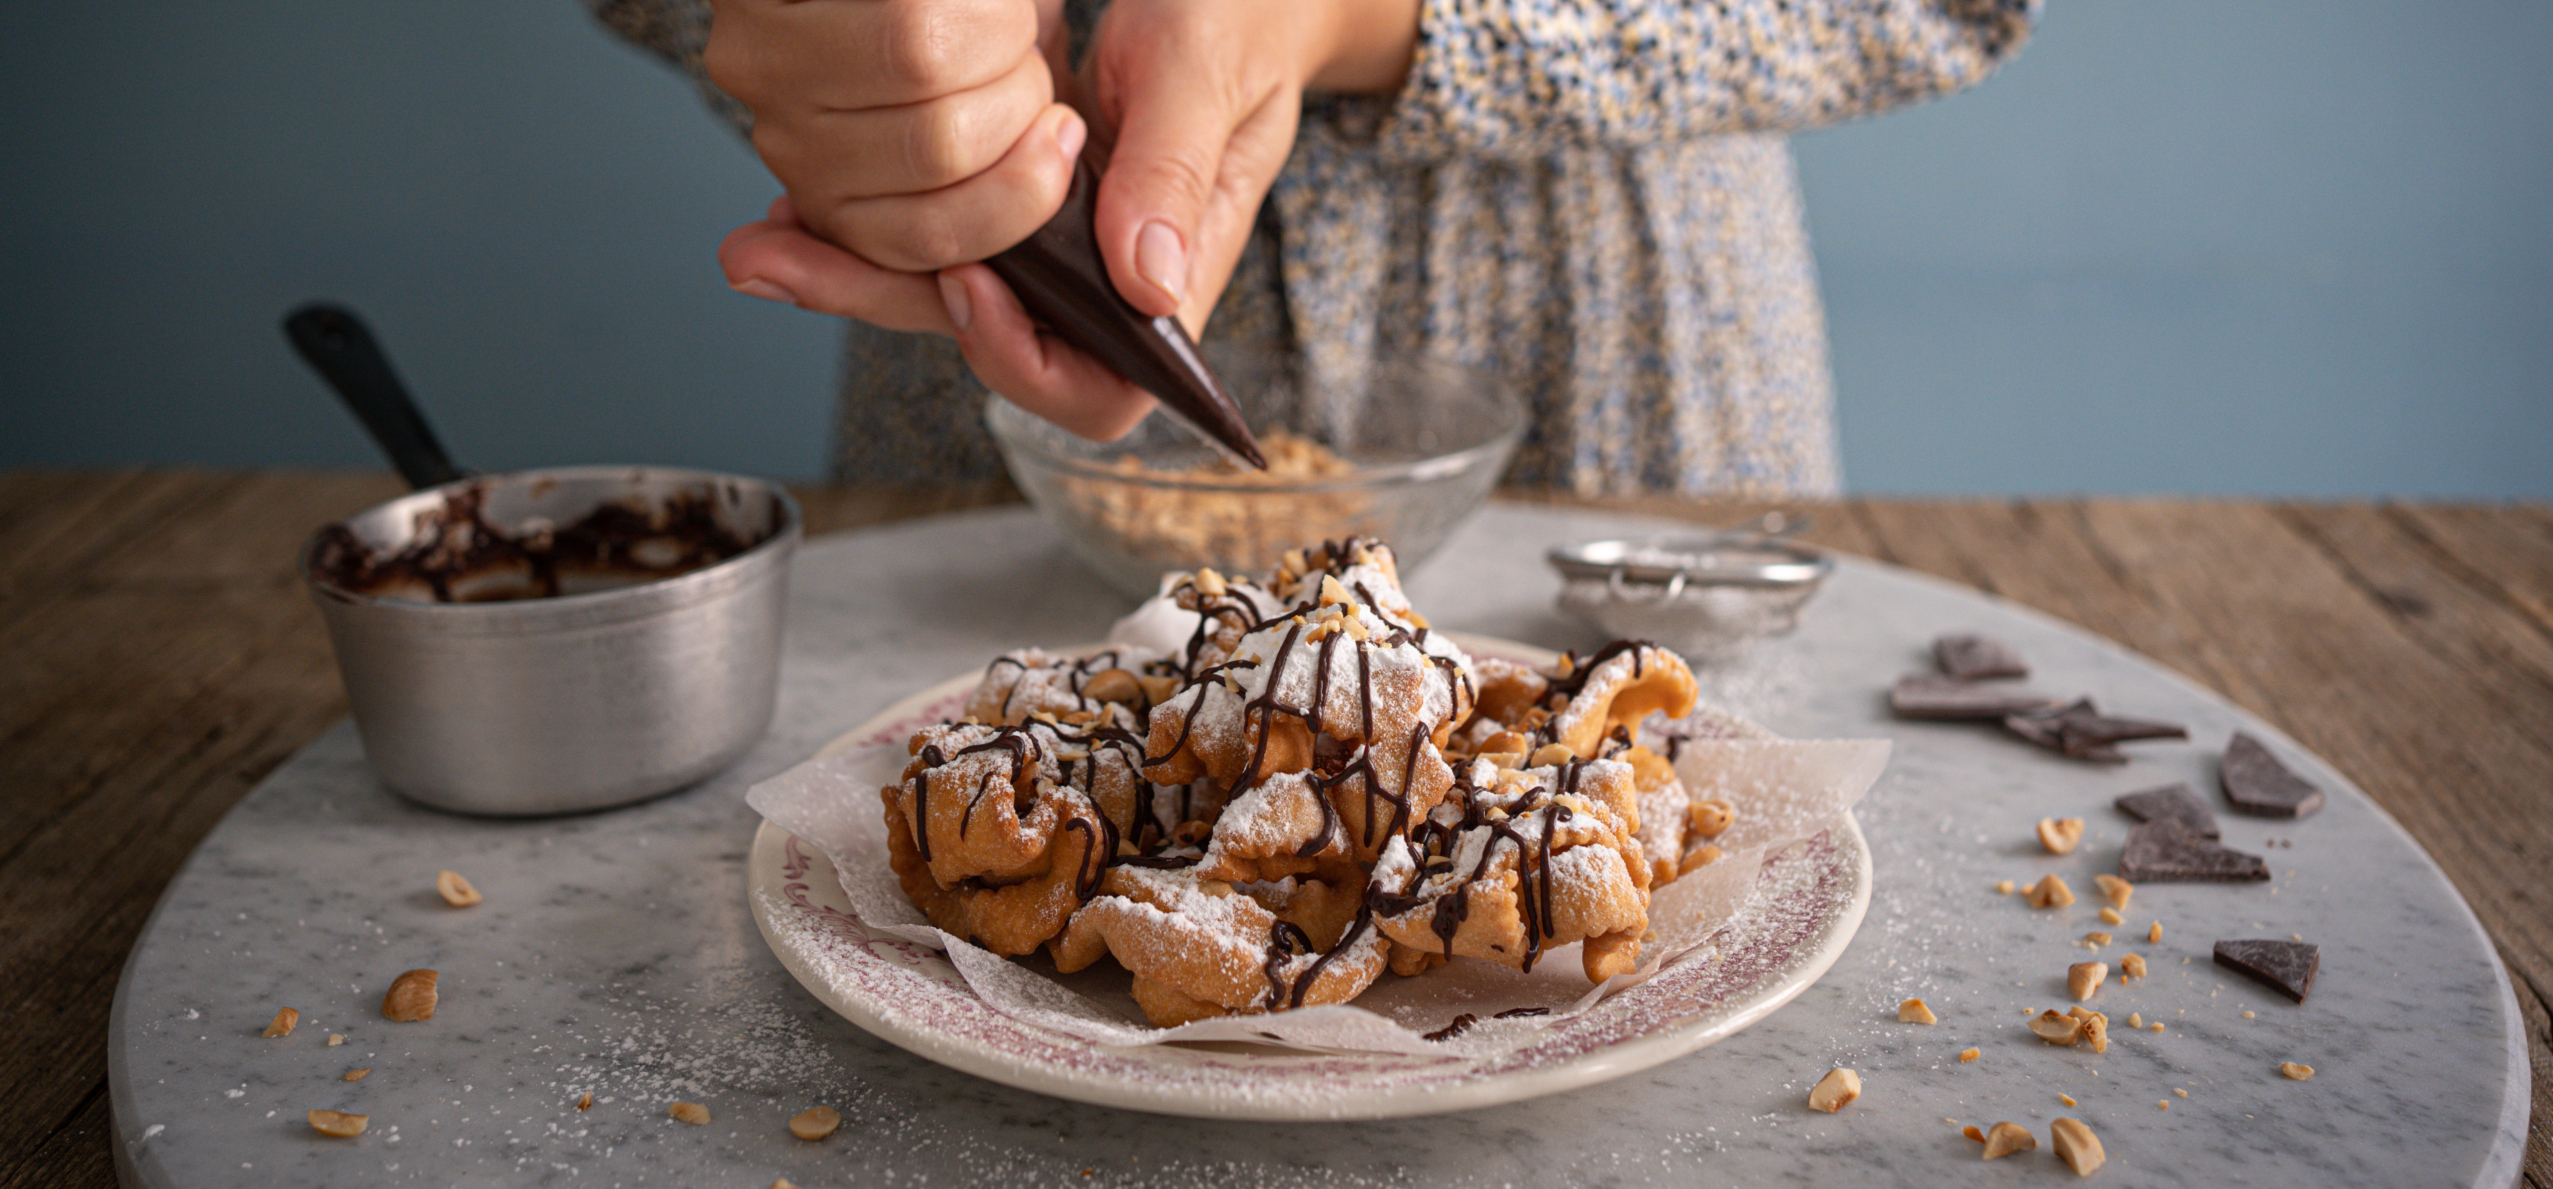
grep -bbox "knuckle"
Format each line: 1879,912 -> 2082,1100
902,106 -> 974,191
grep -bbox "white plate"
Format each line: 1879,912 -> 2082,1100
745,635 -> 1871,1120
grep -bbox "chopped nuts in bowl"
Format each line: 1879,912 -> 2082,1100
986,353 -> 1525,598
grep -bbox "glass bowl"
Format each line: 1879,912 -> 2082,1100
986,353 -> 1525,597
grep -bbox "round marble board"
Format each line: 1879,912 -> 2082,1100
746,635 -> 1870,1120
109,506 -> 2527,1189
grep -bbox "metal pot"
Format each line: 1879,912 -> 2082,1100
282,303 -> 797,814
301,466 -> 798,815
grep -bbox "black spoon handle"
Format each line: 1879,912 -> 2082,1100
283,302 -> 467,491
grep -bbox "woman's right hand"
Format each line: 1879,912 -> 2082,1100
703,0 -> 1081,276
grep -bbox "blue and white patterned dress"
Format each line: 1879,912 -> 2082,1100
585,0 -> 2034,496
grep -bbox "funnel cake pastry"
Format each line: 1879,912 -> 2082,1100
879,537 -> 1728,1026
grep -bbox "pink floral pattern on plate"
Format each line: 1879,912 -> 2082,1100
747,636 -> 1871,1119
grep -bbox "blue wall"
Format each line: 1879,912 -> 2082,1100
4,1 -> 2548,496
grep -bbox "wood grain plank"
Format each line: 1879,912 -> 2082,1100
0,1077 -> 114,1189
2389,504 -> 2553,637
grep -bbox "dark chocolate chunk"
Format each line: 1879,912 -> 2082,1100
2114,782 -> 2221,840
1935,633 -> 2029,681
2213,938 -> 2319,1003
2220,731 -> 2324,819
2004,699 -> 2188,764
1890,674 -> 2060,720
2119,820 -> 2270,883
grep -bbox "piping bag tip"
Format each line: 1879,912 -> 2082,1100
985,153 -> 1268,470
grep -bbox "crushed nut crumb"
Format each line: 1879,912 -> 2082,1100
1996,879 -> 2017,895
2050,1116 -> 2106,1176
1959,1047 -> 1982,1063
2031,1010 -> 2086,1045
306,1109 -> 368,1138
326,1033 -> 345,1047
342,1068 -> 370,1082
2098,907 -> 2124,926
2127,1012 -> 2143,1029
2121,953 -> 2148,979
2243,1010 -> 2256,1019
1964,1124 -> 1986,1142
2037,817 -> 2086,855
2059,1092 -> 2077,1106
2068,961 -> 2109,1002
2083,931 -> 2113,946
1807,1067 -> 1862,1113
2150,1022 -> 2166,1033
1898,998 -> 1938,1025
2027,874 -> 2076,909
2280,1061 -> 2315,1081
2148,921 -> 2162,943
2093,873 -> 2133,910
2158,1100 -> 2170,1110
1983,1120 -> 2037,1159
2083,1012 -> 2110,1054
435,869 -> 482,908
2175,1088 -> 2189,1098
789,1105 -> 841,1141
578,1093 -> 593,1111
381,969 -> 438,1023
263,1007 -> 298,1038
668,1102 -> 710,1125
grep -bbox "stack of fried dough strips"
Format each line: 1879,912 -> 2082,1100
883,538 -> 1724,1027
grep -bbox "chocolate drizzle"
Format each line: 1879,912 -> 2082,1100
1377,766 -> 1577,973
1422,1013 -> 1478,1042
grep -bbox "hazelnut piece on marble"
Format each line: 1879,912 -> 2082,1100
2031,1009 -> 2085,1045
1982,1121 -> 2037,1159
306,1109 -> 368,1138
381,969 -> 438,1023
2038,817 -> 2086,855
2068,960 -> 2109,1001
2050,1116 -> 2106,1176
1806,1067 -> 1862,1113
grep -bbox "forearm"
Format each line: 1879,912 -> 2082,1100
1307,0 -> 1424,94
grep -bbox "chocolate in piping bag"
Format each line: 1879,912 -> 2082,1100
985,152 -> 1266,469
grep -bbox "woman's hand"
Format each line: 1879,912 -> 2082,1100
1080,0 -> 1419,331
712,0 -> 1418,443
704,0 -> 1081,275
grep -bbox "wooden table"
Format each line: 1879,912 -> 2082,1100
2,469 -> 2544,1188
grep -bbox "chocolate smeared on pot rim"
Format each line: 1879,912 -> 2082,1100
311,483 -> 763,603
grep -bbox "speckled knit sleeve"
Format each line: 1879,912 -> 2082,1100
1359,0 -> 2035,161
578,0 -> 750,134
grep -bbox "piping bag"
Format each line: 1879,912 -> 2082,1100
984,150 -> 1267,469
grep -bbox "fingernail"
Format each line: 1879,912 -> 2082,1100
1136,220 -> 1186,303
937,272 -> 972,333
1056,111 -> 1086,165
731,277 -> 799,306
